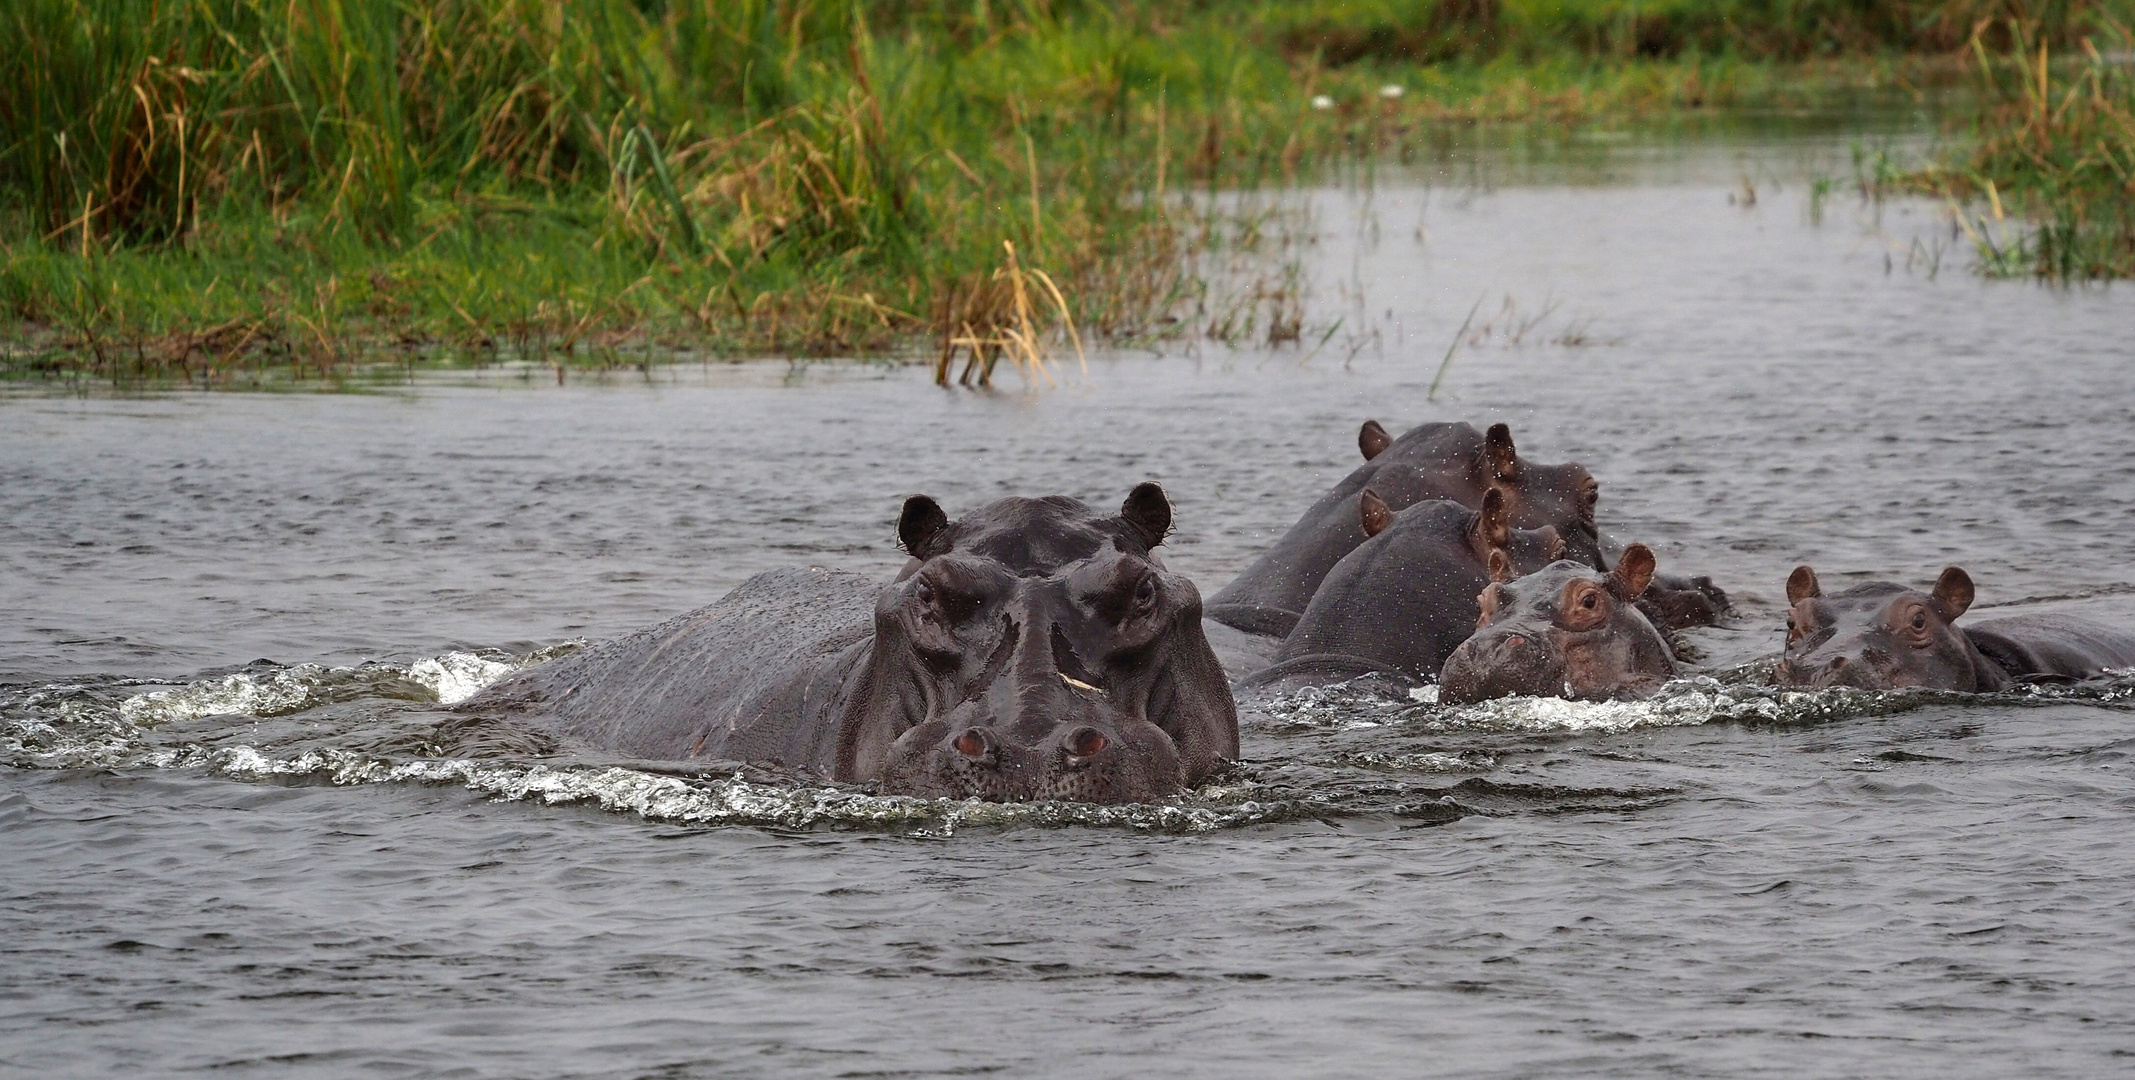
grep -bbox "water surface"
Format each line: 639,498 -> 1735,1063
6,131 -> 2135,1078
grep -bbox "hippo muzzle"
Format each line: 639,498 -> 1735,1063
876,684 -> 1187,803
1772,640 -> 1904,690
1439,627 -> 1571,704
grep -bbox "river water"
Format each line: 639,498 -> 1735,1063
6,128 -> 2135,1078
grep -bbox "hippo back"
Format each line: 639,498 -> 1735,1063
1207,422 -> 1486,635
1964,614 -> 2135,683
1256,500 -> 1559,687
462,568 -> 878,771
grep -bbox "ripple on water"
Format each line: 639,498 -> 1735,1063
8,655 -> 2128,838
1,654 -> 1322,835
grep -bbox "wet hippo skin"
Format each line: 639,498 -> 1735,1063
1773,565 -> 2135,691
461,485 -> 1239,803
1439,545 -> 1679,704
1245,487 -> 1564,689
1206,420 -> 1604,639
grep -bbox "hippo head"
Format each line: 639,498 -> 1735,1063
1439,545 -> 1677,703
1356,484 -> 1565,568
1360,420 -> 1603,568
1772,565 -> 2002,691
839,484 -> 1239,803
1473,422 -> 1603,568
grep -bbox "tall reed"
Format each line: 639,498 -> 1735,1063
1923,17 -> 2135,278
8,1 -> 2130,380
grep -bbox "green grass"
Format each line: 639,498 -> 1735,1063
1902,16 -> 2135,279
4,1 -> 2130,382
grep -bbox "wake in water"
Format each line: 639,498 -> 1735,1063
6,651 -> 2131,834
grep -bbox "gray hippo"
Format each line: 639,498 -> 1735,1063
460,485 -> 1239,803
1242,487 -> 1565,689
1206,420 -> 1604,639
1773,565 -> 2135,691
1438,545 -> 1679,703
1205,418 -> 1728,641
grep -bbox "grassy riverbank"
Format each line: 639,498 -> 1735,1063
3,1 -> 2129,382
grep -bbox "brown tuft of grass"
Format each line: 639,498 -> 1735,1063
932,242 -> 1086,388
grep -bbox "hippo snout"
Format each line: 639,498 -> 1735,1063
1774,650 -> 1881,689
894,711 -> 1179,803
1056,725 -> 1112,769
1439,628 -> 1566,705
949,725 -> 998,765
921,719 -> 1041,800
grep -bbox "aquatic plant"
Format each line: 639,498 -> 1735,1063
1916,17 -> 2135,279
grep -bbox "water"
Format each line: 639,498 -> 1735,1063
7,131 -> 2135,1077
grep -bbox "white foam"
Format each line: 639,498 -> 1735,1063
118,665 -> 329,726
154,744 -> 1301,835
1255,679 -> 1412,732
22,657 -> 2075,834
1426,677 -> 1869,734
406,652 -> 517,704
1334,750 -> 1496,773
113,648 -> 532,730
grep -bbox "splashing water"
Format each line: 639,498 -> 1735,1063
0,652 -> 1328,835
11,651 -> 2124,839
407,651 -> 524,704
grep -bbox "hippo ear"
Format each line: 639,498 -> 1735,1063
1485,423 -> 1522,483
1475,486 -> 1512,550
1359,419 -> 1393,461
1537,525 -> 1564,562
1359,488 -> 1394,538
897,495 -> 950,558
1785,565 -> 1821,605
1930,566 -> 1975,620
1579,473 -> 1600,527
1486,547 -> 1515,584
1120,482 -> 1173,548
1610,543 -> 1656,599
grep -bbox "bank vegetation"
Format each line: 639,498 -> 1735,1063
1,0 -> 2128,382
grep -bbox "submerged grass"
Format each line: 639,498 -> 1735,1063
3,1 -> 2130,383
1906,18 -> 2135,278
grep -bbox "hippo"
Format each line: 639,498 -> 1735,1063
460,485 -> 1239,803
1206,420 -> 1604,639
1772,565 -> 2135,691
1438,545 -> 1679,704
1243,487 -> 1565,689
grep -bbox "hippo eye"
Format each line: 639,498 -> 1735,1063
1580,592 -> 1597,610
1133,574 -> 1158,611
1910,611 -> 1926,631
914,580 -> 935,606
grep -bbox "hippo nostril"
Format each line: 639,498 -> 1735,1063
1062,727 -> 1109,759
952,727 -> 994,761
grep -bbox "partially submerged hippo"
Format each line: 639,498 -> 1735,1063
1206,420 -> 1603,638
461,485 -> 1239,803
1773,565 -> 2135,691
1439,545 -> 1678,704
1245,487 -> 1565,688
